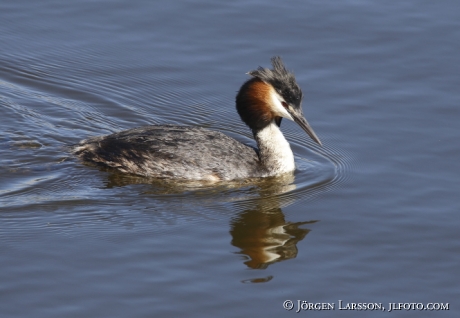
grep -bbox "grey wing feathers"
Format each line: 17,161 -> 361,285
73,125 -> 263,180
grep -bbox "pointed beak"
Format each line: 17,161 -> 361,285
287,106 -> 322,146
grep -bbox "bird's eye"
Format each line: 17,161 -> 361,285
281,101 -> 289,108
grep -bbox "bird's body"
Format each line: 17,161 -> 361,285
74,125 -> 262,181
73,57 -> 321,181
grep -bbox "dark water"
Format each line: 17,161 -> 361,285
1,1 -> 459,317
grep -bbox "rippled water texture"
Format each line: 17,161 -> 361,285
1,1 -> 459,317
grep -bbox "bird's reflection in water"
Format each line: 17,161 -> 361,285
231,207 -> 316,270
229,174 -> 318,280
98,169 -> 318,280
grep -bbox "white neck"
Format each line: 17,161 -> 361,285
254,121 -> 295,176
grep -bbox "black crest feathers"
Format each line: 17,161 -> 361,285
247,56 -> 303,106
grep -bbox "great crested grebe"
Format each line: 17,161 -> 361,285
73,56 -> 321,181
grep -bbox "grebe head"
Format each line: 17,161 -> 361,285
236,56 -> 321,145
